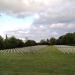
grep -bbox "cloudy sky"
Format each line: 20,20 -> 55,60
0,0 -> 75,41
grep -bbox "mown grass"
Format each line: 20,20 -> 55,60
0,46 -> 75,75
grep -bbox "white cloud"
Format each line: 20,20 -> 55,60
67,24 -> 75,29
33,14 -> 40,20
49,23 -> 75,30
0,0 -> 72,14
49,23 -> 66,29
0,0 -> 75,24
0,21 -> 32,32
0,0 -> 75,41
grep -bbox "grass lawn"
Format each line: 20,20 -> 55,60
0,46 -> 75,75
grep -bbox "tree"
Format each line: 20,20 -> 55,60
57,33 -> 75,45
0,36 -> 4,50
47,39 -> 50,45
39,39 -> 48,45
6,36 -> 18,48
17,39 -> 25,47
50,37 -> 56,45
4,36 -> 24,49
25,40 -> 37,46
4,35 -> 10,49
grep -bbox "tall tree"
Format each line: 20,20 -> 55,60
50,37 -> 56,45
0,36 -> 4,50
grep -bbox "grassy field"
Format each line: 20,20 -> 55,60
0,46 -> 75,75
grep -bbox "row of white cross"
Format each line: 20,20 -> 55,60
0,45 -> 47,55
55,45 -> 75,54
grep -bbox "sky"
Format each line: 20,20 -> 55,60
0,0 -> 75,41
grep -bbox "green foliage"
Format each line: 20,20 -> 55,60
0,32 -> 75,49
17,39 -> 25,47
8,37 -> 24,48
38,39 -> 50,45
50,37 -> 56,45
25,40 -> 37,46
39,40 -> 47,45
57,32 -> 75,45
0,35 -> 37,50
0,36 -> 25,50
39,32 -> 75,45
0,36 -> 4,49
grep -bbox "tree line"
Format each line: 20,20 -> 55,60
0,32 -> 75,50
56,32 -> 75,45
39,32 -> 75,45
0,35 -> 37,50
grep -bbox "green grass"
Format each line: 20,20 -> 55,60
0,46 -> 75,75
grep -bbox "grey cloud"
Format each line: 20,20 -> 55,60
33,0 -> 75,25
4,22 -> 75,41
0,0 -> 75,23
0,0 -> 74,15
0,0 -> 75,41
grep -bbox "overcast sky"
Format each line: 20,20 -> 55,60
0,0 -> 75,41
